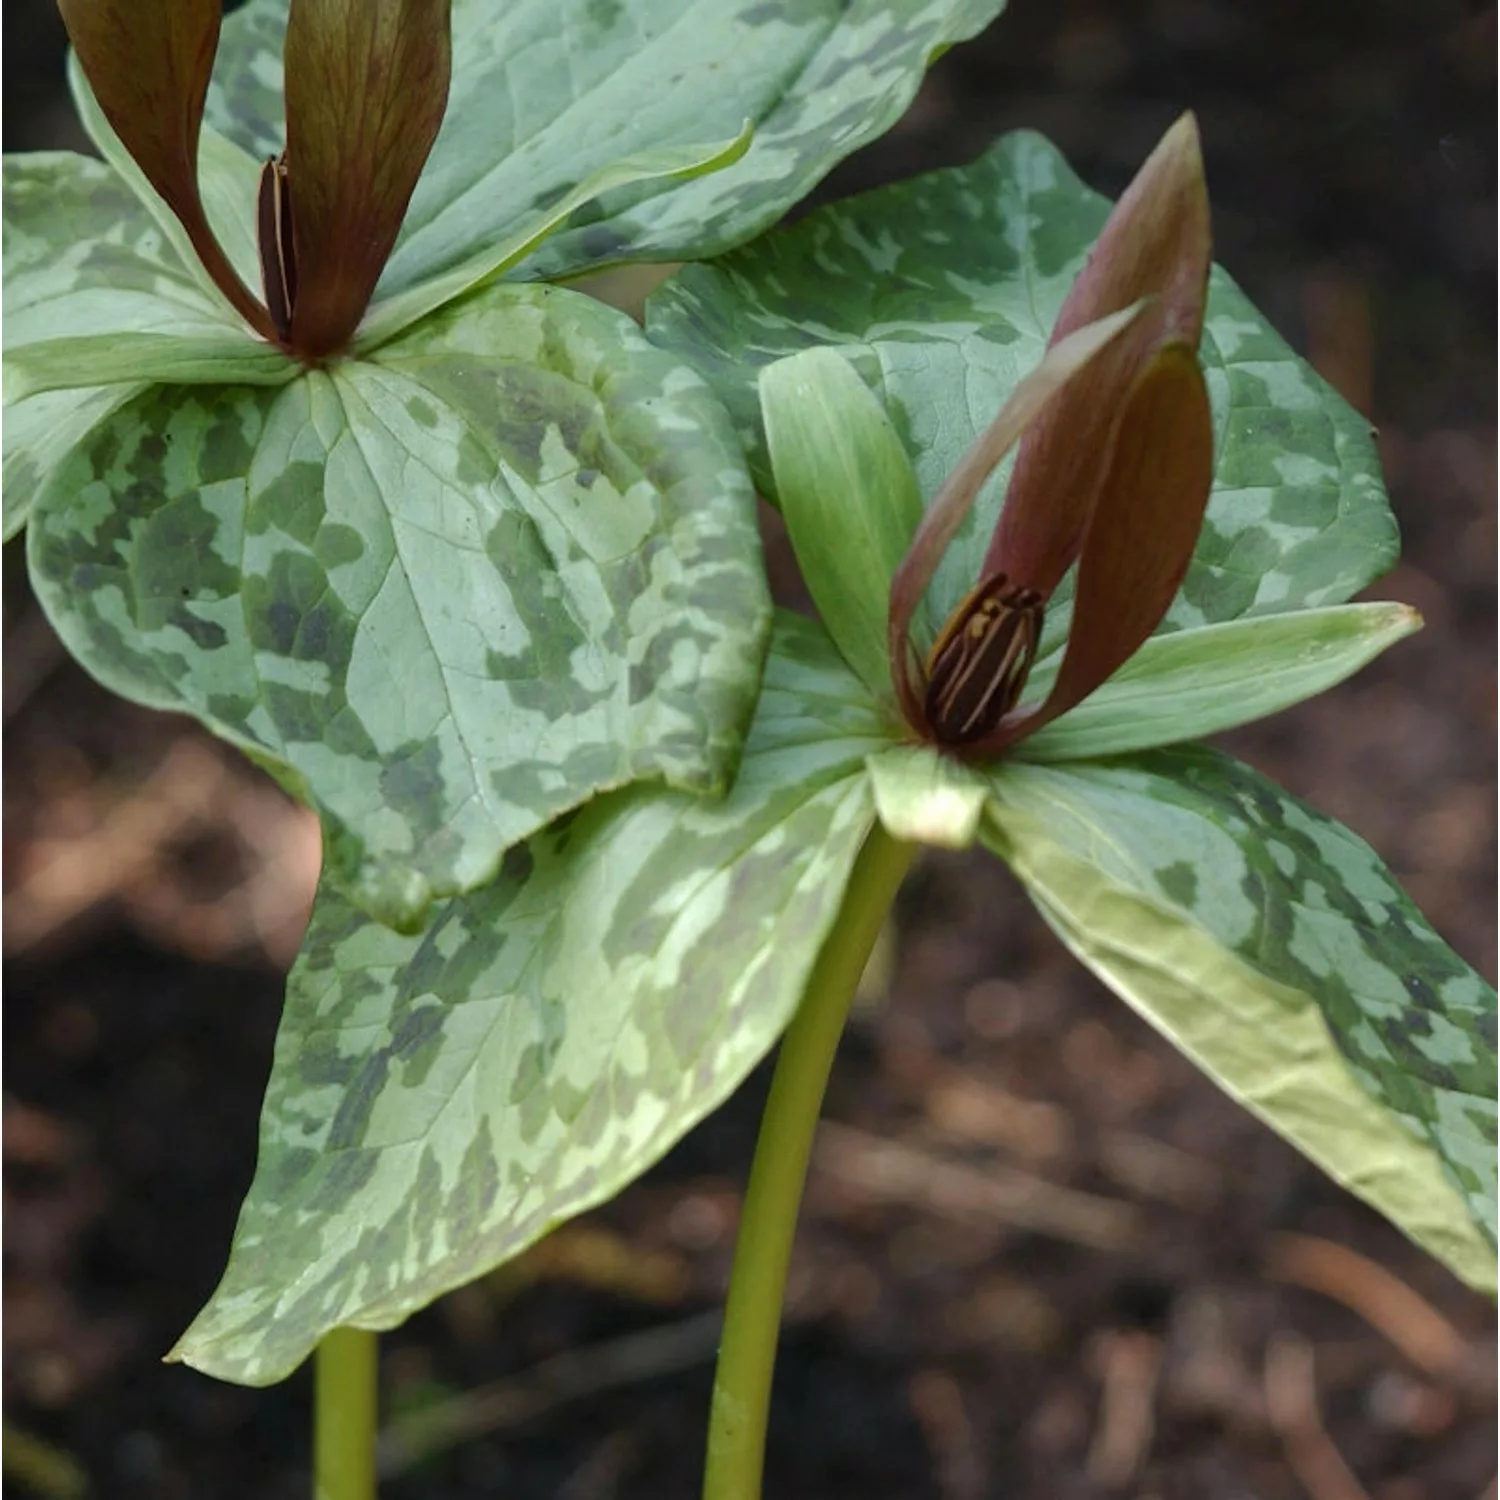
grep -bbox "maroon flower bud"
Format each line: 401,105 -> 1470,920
887,114 -> 1215,755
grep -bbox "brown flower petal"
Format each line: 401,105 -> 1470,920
282,0 -> 451,359
981,113 -> 1211,597
887,302 -> 1148,731
969,341 -> 1215,754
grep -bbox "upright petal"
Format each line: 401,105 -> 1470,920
982,113 -> 1211,595
56,0 -> 274,339
974,341 -> 1214,754
887,303 -> 1146,730
283,0 -> 452,360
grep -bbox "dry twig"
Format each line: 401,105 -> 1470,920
1266,1232 -> 1478,1388
376,1310 -> 723,1479
1264,1330 -> 1372,1500
814,1121 -> 1145,1251
1086,1331 -> 1163,1489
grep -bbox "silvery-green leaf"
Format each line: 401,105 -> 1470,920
866,744 -> 989,848
762,347 -> 925,699
648,129 -> 1398,646
355,125 -> 755,353
3,387 -> 140,541
2,150 -> 253,532
1016,603 -> 1421,761
3,152 -> 180,314
28,281 -> 769,930
7,108 -> 290,401
3,151 -> 226,353
205,0 -> 288,161
205,0 -> 1008,288
982,749 -> 1496,1286
171,613 -> 885,1385
68,56 -> 271,333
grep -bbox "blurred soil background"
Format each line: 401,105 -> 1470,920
3,1 -> 1495,1497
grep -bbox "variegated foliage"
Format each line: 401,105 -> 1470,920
647,129 -> 1397,651
205,0 -> 1009,286
174,134 -> 1493,1386
648,132 -> 1494,1270
6,0 -> 1004,923
26,285 -> 767,924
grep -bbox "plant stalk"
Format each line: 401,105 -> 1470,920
702,820 -> 915,1500
315,1327 -> 378,1500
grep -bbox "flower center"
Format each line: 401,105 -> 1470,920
923,574 -> 1044,745
257,153 -> 298,344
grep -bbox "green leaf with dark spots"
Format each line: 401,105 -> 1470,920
2,109 -> 296,408
27,281 -> 769,929
647,128 -> 1398,645
354,125 -> 756,354
205,0 -> 1009,286
171,613 -> 885,1385
2,151 -> 232,534
981,749 -> 1496,1286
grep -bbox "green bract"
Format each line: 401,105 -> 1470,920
172,128 -> 1493,1388
6,0 -> 1004,924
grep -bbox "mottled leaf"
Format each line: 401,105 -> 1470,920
171,613 -> 885,1385
1017,603 -> 1421,762
3,387 -> 140,541
27,281 -> 769,929
2,151 -> 225,532
204,0 -> 1008,288
647,129 -> 1398,645
355,125 -> 755,354
68,60 -> 270,315
4,152 -> 186,313
983,749 -> 1497,1284
5,103 -> 292,400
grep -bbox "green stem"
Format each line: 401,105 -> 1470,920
703,821 -> 915,1500
315,1328 -> 378,1500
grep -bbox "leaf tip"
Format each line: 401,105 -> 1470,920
1392,602 -> 1424,636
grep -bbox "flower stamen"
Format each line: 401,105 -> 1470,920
923,574 -> 1044,745
257,153 -> 298,344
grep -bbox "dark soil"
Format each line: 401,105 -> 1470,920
5,3 -> 1494,1498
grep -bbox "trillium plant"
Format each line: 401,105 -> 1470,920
5,2 -> 1493,1497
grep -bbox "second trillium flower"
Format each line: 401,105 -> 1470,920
891,113 -> 1215,755
766,114 -> 1216,759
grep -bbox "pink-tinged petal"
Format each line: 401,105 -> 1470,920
57,0 -> 275,340
887,301 -> 1147,731
283,0 -> 451,360
982,113 -> 1211,595
972,342 -> 1214,754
